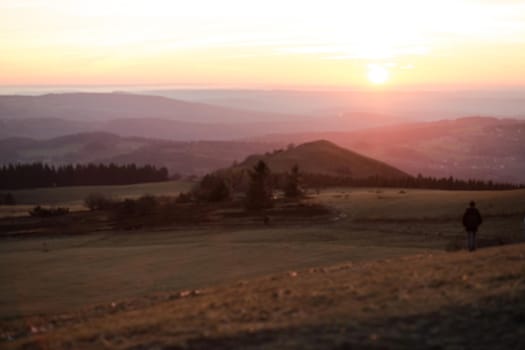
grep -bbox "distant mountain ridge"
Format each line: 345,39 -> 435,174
0,92 -> 306,140
0,92 -> 417,140
144,88 -> 525,120
0,92 -> 289,123
0,117 -> 286,141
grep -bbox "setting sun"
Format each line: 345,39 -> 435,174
367,65 -> 389,85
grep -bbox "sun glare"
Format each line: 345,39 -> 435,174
367,66 -> 389,85
1,0 -> 524,86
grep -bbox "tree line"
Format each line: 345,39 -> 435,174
191,161 -> 523,209
0,163 -> 169,189
300,173 -> 523,191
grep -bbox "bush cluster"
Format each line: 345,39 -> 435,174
108,195 -> 214,229
29,206 -> 70,217
192,174 -> 231,202
115,195 -> 160,217
84,193 -> 117,211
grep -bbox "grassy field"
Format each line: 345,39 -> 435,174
0,186 -> 524,321
317,187 -> 525,220
0,180 -> 193,217
4,244 -> 525,349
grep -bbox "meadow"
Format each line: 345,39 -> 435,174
1,183 -> 524,320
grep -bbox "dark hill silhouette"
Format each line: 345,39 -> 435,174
234,140 -> 409,179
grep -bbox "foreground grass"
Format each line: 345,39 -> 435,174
2,244 -> 524,349
0,226 -> 429,319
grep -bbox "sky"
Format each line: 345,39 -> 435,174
1,0 -> 525,89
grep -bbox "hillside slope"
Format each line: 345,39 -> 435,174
0,132 -> 280,175
253,117 -> 525,183
235,140 -> 409,179
5,244 -> 525,349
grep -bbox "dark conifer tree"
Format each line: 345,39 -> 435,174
246,160 -> 274,209
284,164 -> 303,199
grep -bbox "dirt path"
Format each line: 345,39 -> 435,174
2,243 -> 525,349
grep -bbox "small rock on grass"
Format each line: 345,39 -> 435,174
178,290 -> 191,298
177,289 -> 202,298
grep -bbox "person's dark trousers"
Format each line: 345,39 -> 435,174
467,230 -> 477,251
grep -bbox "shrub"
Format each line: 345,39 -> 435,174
135,195 -> 159,215
117,198 -> 137,217
176,192 -> 193,203
114,195 -> 161,217
193,174 -> 231,202
84,193 -> 116,211
29,206 -> 70,217
110,195 -> 212,229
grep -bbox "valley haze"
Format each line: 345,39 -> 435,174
1,91 -> 524,183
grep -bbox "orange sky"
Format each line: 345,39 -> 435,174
1,0 -> 524,88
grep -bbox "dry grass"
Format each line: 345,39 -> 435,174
316,187 -> 525,221
2,244 -> 525,349
0,226 -> 427,319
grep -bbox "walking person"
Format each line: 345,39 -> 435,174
462,201 -> 483,251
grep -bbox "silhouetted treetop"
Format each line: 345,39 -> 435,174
0,163 -> 169,189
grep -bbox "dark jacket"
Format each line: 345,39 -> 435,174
463,207 -> 482,230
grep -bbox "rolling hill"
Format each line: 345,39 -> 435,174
232,140 -> 409,179
251,117 -> 525,183
0,93 -> 304,140
0,135 -> 409,180
0,132 -> 281,175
